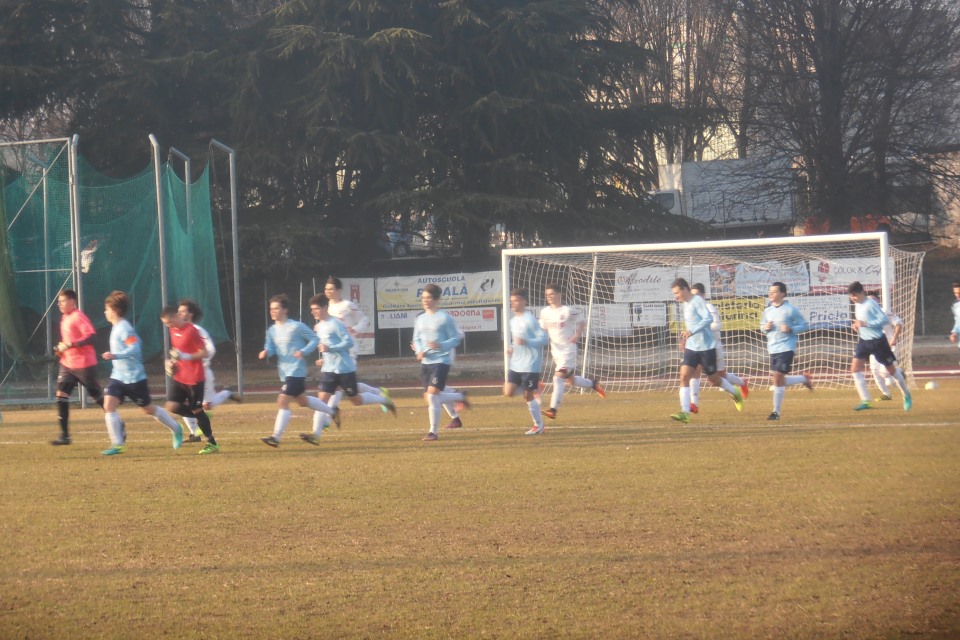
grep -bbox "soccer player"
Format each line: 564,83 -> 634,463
760,281 -> 812,421
413,283 -> 469,441
504,288 -> 549,435
866,292 -> 904,401
670,278 -> 744,424
538,283 -> 605,421
259,294 -> 339,448
51,289 -> 104,446
315,277 -> 392,430
300,294 -> 396,444
848,281 -> 912,411
949,280 -> 960,359
160,306 -> 220,454
687,283 -> 749,414
176,300 -> 241,443
99,291 -> 184,456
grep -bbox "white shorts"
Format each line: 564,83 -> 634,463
203,366 -> 215,403
550,346 -> 578,374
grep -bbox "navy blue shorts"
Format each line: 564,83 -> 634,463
318,371 -> 358,396
106,378 -> 152,408
682,348 -> 717,375
854,337 -> 896,366
169,381 -> 204,412
420,363 -> 450,390
280,376 -> 307,398
507,370 -> 541,391
769,351 -> 795,374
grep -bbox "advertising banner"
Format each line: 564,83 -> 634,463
808,258 -> 895,294
378,307 -> 498,332
614,266 -> 710,302
735,261 -> 810,297
630,302 -> 668,328
339,277 -> 376,355
376,271 -> 501,311
791,295 -> 851,330
711,297 -> 768,331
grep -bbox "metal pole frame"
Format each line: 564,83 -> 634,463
209,139 -> 243,397
149,134 -> 172,396
168,147 -> 192,229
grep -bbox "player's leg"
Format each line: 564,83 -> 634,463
100,383 -> 126,455
869,355 -> 892,398
304,382 -> 336,444
263,386 -> 295,446
53,367 -> 79,445
522,373 -> 544,435
421,364 -> 449,440
346,372 -> 395,415
851,349 -> 873,410
689,365 -> 702,413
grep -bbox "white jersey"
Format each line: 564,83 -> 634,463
539,304 -> 584,371
328,299 -> 370,356
703,301 -> 726,370
195,324 -> 217,399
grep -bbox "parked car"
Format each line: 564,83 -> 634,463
385,229 -> 455,258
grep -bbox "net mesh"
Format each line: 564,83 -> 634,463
1,140 -> 229,401
505,236 -> 924,393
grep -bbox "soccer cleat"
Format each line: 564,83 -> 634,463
379,388 -> 393,414
591,378 -> 606,399
382,399 -> 398,417
903,393 -> 912,411
300,433 -> 321,446
260,435 -> 281,448
331,406 -> 342,429
198,442 -> 220,455
689,403 -> 699,414
422,432 -> 438,441
767,411 -> 780,421
50,435 -> 72,446
228,388 -> 243,403
454,391 -> 471,412
172,424 -> 183,450
525,425 -> 544,435
184,434 -> 203,443
853,401 -> 872,411
732,388 -> 744,412
100,445 -> 125,456
670,412 -> 690,424
543,408 -> 557,420
740,380 -> 750,399
802,373 -> 814,391
444,417 -> 463,430
878,394 -> 893,401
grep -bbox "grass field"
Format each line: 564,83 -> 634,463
1,381 -> 958,639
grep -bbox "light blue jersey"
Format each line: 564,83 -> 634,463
854,297 -> 888,340
761,301 -> 809,354
314,317 -> 356,374
509,310 -> 548,373
108,318 -> 146,384
681,295 -> 715,352
263,319 -> 319,380
952,299 -> 960,335
413,310 -> 462,365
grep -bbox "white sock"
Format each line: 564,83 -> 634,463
357,382 -> 378,394
329,390 -> 343,410
152,406 -> 179,432
725,372 -> 745,387
311,411 -> 325,436
444,403 -> 459,418
718,378 -> 737,396
773,387 -> 785,414
871,367 -> 891,395
690,378 -> 701,405
571,375 -> 592,389
182,416 -> 199,435
852,372 -> 871,401
208,389 -> 233,408
891,369 -> 910,396
551,376 -> 565,409
679,387 -> 691,413
358,391 -> 385,405
528,399 -> 543,428
428,394 -> 441,433
274,409 -> 292,439
785,375 -> 807,386
305,396 -> 334,416
435,390 -> 463,405
104,411 -> 123,445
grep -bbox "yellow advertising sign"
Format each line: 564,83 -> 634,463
668,297 -> 767,333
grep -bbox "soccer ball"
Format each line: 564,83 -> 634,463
924,380 -> 939,391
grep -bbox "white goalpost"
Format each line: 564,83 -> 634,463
502,233 -> 924,393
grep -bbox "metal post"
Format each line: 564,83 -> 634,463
168,147 -> 192,228
68,135 -> 88,408
149,135 -> 171,396
43,161 -> 53,398
210,139 -> 243,396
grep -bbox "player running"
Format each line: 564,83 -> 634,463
687,283 -> 749,414
504,288 -> 549,435
760,281 -> 812,421
848,281 -> 912,411
51,289 -> 105,446
866,292 -> 904,401
538,283 -> 605,421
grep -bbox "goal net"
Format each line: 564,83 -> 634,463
502,233 -> 924,393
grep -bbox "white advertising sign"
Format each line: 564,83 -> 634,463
614,266 -> 710,302
735,261 -> 810,297
791,295 -> 851,330
630,302 -> 668,327
376,271 -> 501,311
588,303 -> 634,337
338,278 -> 376,355
378,307 -> 498,332
808,258 -> 895,294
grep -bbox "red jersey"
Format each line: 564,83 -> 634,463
169,322 -> 205,385
59,309 -> 98,369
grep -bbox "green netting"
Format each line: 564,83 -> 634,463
2,141 -> 229,400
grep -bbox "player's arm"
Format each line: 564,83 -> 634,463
326,322 -> 354,353
688,304 -> 712,337
436,316 -> 463,352
259,328 -> 276,359
527,321 -> 549,349
789,307 -> 810,334
708,305 -> 722,332
297,323 -> 319,357
199,327 -> 216,360
349,303 -> 371,333
109,328 -> 141,360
